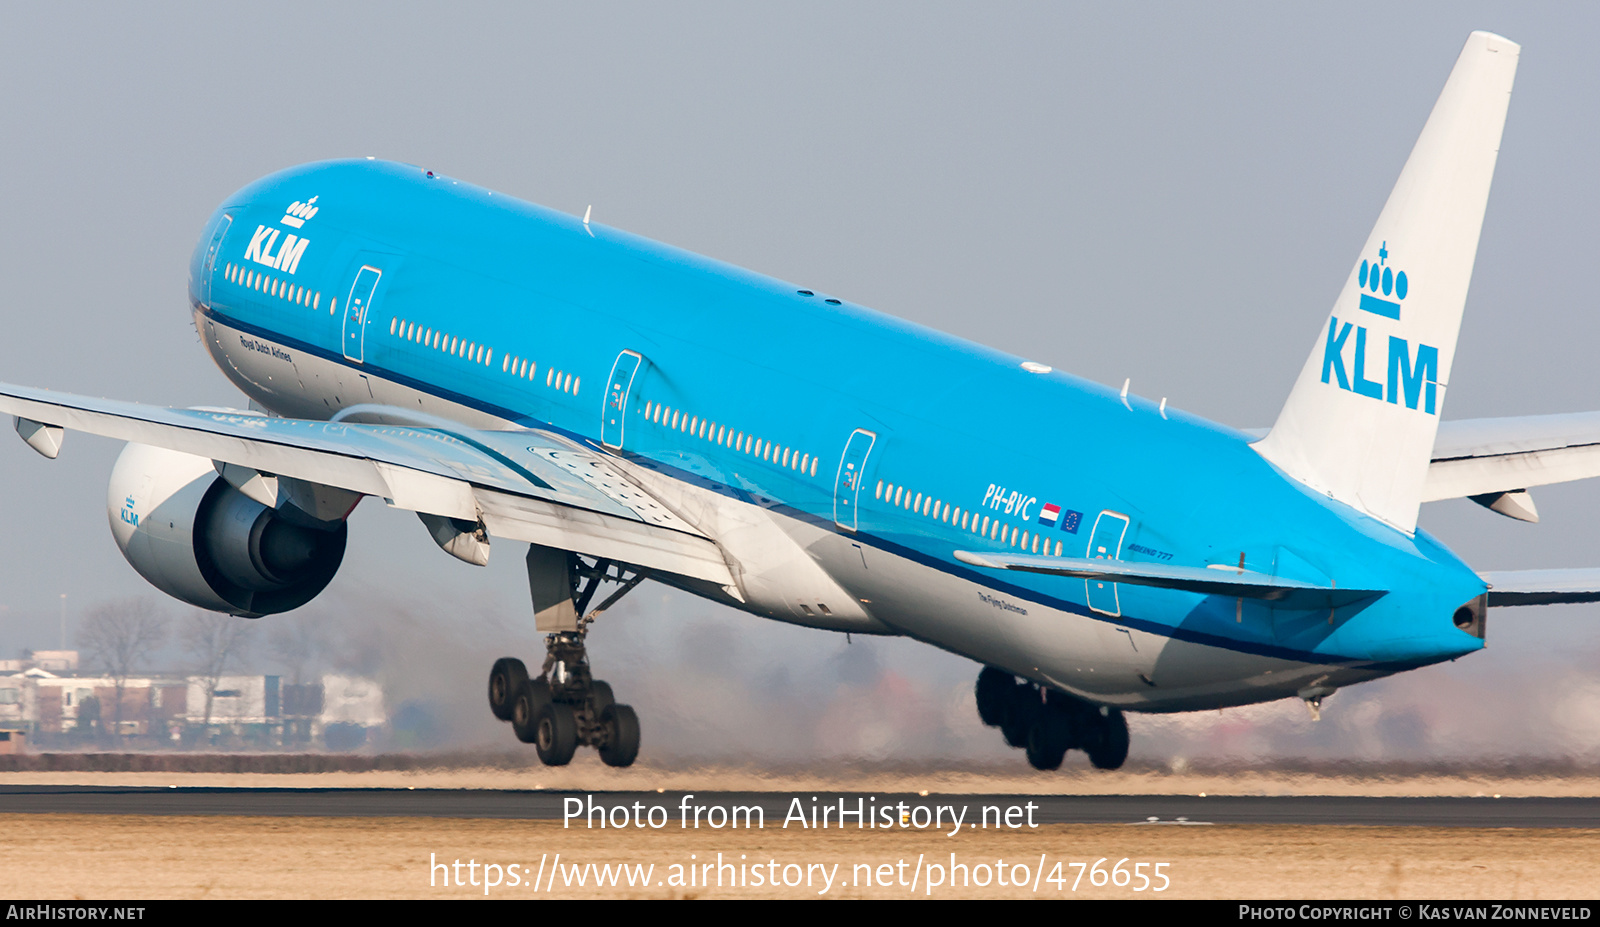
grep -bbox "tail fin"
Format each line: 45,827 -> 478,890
1254,31 -> 1519,533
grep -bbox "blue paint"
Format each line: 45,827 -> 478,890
1359,293 -> 1402,320
185,159 -> 1487,675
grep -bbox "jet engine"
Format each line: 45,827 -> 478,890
107,443 -> 349,617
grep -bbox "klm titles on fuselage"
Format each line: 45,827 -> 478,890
1320,244 -> 1439,414
241,196 -> 319,275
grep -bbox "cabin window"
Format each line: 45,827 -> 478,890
389,318 -> 397,335
810,458 -> 817,477
314,293 -> 321,311
1054,540 -> 1063,556
573,376 -> 579,394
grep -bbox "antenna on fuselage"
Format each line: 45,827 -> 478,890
583,205 -> 594,237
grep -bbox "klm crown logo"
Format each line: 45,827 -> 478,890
1320,241 -> 1439,415
1357,241 -> 1409,320
281,196 -> 319,229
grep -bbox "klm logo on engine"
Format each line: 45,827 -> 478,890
1320,242 -> 1438,414
119,495 -> 138,527
241,196 -> 317,274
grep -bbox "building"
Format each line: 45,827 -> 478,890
0,651 -> 387,749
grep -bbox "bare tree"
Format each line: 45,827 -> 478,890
268,613 -> 325,686
181,612 -> 253,728
76,599 -> 167,739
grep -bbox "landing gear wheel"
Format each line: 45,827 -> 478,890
1085,709 -> 1130,770
1025,712 -> 1069,771
975,667 -> 1012,727
589,680 -> 616,718
597,704 -> 641,768
488,658 -> 529,722
511,677 -> 551,744
1000,685 -> 1039,748
535,701 -> 579,766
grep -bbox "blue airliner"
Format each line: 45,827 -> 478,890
3,32 -> 1595,769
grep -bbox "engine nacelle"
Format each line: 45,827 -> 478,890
108,443 -> 347,617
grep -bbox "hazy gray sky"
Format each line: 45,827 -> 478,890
1,3 -> 1597,762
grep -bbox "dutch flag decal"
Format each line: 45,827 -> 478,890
1039,503 -> 1061,527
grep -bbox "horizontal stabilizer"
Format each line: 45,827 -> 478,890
1426,412 -> 1600,502
953,551 -> 1383,608
1478,569 -> 1600,606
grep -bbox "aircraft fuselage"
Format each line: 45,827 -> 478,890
188,159 -> 1488,714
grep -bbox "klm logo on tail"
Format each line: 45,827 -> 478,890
1320,242 -> 1438,414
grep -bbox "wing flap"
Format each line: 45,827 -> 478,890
953,551 -> 1383,608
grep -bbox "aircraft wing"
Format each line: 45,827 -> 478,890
1424,412 -> 1600,502
1478,568 -> 1600,606
0,383 -> 734,586
952,551 -> 1383,608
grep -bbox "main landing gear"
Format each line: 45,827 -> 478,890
488,547 -> 646,767
975,666 -> 1129,771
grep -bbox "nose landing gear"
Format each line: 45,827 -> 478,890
975,666 -> 1129,771
488,547 -> 646,767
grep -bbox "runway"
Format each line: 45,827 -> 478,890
1,785 -> 1595,827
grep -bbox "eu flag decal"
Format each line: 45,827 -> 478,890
1061,509 -> 1082,534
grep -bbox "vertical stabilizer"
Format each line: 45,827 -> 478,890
1254,31 -> 1518,533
